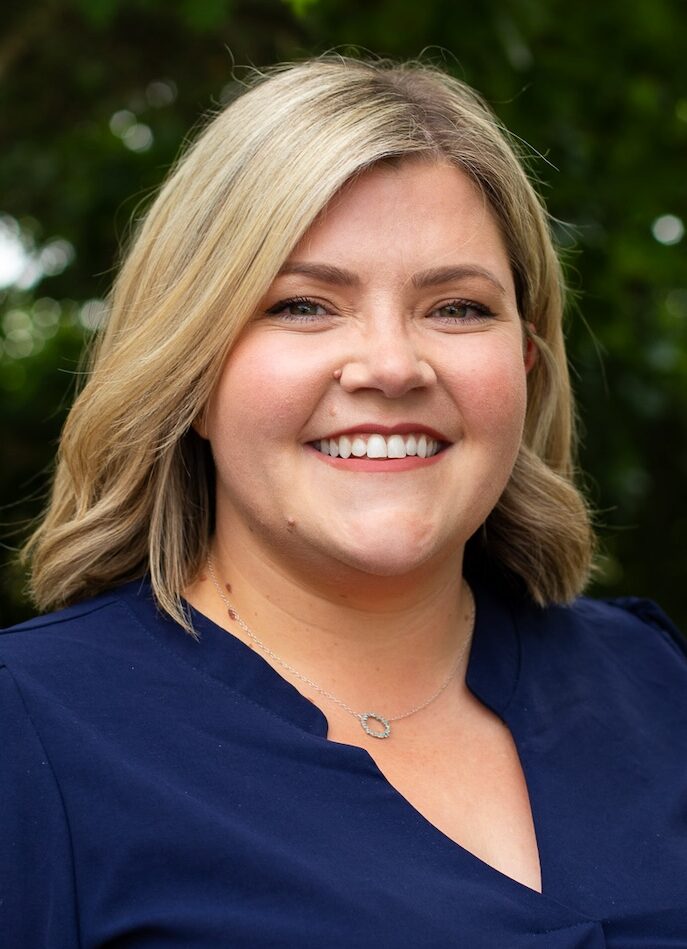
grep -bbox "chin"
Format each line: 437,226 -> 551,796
329,527 -> 455,578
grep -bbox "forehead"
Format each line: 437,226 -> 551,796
289,159 -> 514,291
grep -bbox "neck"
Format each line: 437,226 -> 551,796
185,528 -> 473,719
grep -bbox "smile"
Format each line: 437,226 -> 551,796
312,432 -> 447,460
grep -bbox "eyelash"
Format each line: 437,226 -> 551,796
264,296 -> 496,324
431,299 -> 496,324
265,296 -> 328,322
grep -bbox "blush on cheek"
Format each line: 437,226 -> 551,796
215,334 -> 331,430
460,359 -> 527,437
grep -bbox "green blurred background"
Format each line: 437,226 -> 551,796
1,0 -> 685,629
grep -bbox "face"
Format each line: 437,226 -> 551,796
204,160 -> 532,584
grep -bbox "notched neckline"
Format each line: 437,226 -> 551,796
119,578 -> 595,917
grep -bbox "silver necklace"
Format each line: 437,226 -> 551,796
206,556 -> 475,740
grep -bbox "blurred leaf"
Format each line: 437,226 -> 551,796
1,0 -> 685,629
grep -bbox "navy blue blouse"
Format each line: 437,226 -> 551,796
1,577 -> 686,947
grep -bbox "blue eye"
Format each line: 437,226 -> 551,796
266,297 -> 327,321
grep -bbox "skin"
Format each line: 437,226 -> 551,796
187,159 -> 542,891
191,159 -> 533,638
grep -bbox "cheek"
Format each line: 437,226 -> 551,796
453,343 -> 528,439
208,333 -> 330,445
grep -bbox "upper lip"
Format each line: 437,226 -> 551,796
313,423 -> 451,442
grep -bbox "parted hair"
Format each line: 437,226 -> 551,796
24,56 -> 594,630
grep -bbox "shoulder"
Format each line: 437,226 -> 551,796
511,586 -> 684,652
0,579 -> 181,790
2,589 -> 119,638
1,578 -> 153,635
530,593 -> 686,662
511,592 -> 687,718
571,593 -> 683,642
0,580 -> 156,683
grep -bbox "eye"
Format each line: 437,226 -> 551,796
265,296 -> 329,321
431,299 -> 495,324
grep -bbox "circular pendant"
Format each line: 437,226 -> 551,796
359,712 -> 391,739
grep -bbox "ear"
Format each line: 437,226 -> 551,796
523,323 -> 538,374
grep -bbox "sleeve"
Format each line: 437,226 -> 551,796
0,664 -> 80,949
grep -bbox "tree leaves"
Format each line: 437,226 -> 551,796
1,0 -> 685,627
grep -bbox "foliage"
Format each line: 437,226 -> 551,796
1,0 -> 685,628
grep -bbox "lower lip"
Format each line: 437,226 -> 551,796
306,444 -> 448,472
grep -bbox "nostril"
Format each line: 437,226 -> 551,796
338,356 -> 436,397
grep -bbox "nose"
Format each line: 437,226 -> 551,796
338,323 -> 437,398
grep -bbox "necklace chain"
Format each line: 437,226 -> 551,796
206,556 -> 475,739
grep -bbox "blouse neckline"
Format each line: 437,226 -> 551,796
115,577 -> 611,923
119,573 -> 523,737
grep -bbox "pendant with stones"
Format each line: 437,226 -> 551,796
358,712 -> 391,739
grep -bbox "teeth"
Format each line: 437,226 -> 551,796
387,435 -> 406,458
366,435 -> 387,458
351,437 -> 367,457
314,433 -> 443,460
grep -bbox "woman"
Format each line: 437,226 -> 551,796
2,57 -> 686,947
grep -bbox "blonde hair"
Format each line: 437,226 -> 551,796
24,56 -> 594,629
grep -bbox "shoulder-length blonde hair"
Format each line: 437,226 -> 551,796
25,56 -> 594,630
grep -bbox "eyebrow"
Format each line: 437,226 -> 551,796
277,261 -> 507,295
277,262 -> 361,286
410,265 -> 507,295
